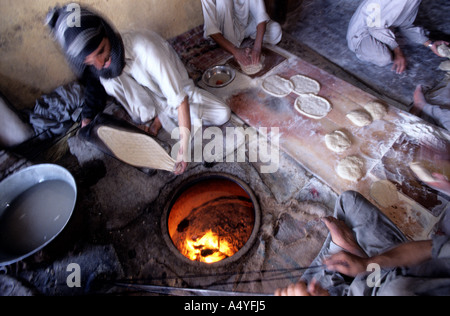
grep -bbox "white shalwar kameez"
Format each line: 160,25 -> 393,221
347,0 -> 429,67
100,31 -> 231,133
201,0 -> 282,47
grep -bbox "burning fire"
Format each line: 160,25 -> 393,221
184,230 -> 237,264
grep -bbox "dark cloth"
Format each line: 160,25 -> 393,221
28,82 -> 85,140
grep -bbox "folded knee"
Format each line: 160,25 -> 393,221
266,21 -> 283,45
215,106 -> 231,126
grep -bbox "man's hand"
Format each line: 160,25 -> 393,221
174,145 -> 188,175
392,47 -> 407,74
428,40 -> 450,58
81,118 -> 92,128
323,252 -> 368,278
251,47 -> 262,65
275,279 -> 330,297
234,47 -> 253,67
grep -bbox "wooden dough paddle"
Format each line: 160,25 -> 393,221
79,114 -> 176,172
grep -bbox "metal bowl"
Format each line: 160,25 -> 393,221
202,65 -> 236,88
0,164 -> 77,266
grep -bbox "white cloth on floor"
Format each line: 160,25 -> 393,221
100,31 -> 231,133
201,0 -> 282,47
347,0 -> 429,66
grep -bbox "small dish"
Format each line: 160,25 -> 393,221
202,65 -> 236,88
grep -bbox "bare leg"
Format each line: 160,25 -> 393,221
411,85 -> 427,116
322,217 -> 368,258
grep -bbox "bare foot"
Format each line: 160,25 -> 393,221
147,117 -> 162,137
322,217 -> 368,258
411,85 -> 427,116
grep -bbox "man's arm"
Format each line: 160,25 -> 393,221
251,22 -> 267,64
424,40 -> 450,58
324,240 -> 433,278
174,96 -> 191,175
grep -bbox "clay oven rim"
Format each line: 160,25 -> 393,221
161,172 -> 261,268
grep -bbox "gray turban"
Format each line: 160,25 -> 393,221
46,4 -> 125,79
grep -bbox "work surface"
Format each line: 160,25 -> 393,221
200,46 -> 450,241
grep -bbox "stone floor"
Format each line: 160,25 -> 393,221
0,110 -> 337,295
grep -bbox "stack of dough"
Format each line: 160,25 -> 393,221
438,44 -> 450,73
262,73 -> 332,119
346,100 -> 388,127
332,100 -> 387,182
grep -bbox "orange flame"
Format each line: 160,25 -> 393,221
184,230 -> 236,264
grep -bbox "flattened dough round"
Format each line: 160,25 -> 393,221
370,180 -> 399,208
240,55 -> 265,75
290,75 -> 321,95
325,131 -> 352,153
437,44 -> 450,58
409,162 -> 435,183
241,62 -> 263,75
337,156 -> 365,182
294,94 -> 332,119
364,101 -> 388,120
262,75 -> 294,97
347,109 -> 373,127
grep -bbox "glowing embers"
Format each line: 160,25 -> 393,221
184,230 -> 235,264
167,177 -> 256,264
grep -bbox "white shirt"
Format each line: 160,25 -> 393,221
100,31 -> 230,130
122,31 -> 193,115
347,0 -> 429,51
202,0 -> 270,46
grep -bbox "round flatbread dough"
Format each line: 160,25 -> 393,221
337,156 -> 365,182
290,75 -> 321,95
409,162 -> 436,183
325,130 -> 352,153
240,55 -> 265,75
370,180 -> 399,208
439,60 -> 450,72
410,160 -> 450,183
262,75 -> 294,97
437,44 -> 450,58
294,94 -> 332,119
97,126 -> 176,172
364,101 -> 388,120
347,109 -> 373,127
241,62 -> 263,75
